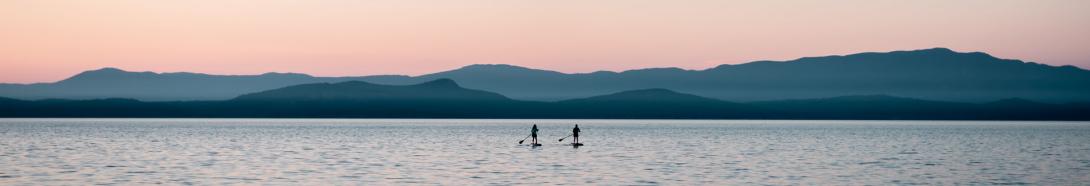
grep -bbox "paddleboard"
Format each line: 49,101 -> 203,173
531,143 -> 542,147
570,143 -> 584,146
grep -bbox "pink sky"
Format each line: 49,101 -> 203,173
2,0 -> 1089,83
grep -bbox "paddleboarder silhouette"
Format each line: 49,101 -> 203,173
531,124 -> 539,145
572,124 -> 581,144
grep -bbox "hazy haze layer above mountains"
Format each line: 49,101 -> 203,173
1,48 -> 1087,103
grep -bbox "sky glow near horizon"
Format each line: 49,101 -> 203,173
1,0 -> 1088,83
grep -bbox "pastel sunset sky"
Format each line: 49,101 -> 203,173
2,0 -> 1088,83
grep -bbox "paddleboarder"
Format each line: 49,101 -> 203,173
531,124 -> 540,145
572,124 -> 581,144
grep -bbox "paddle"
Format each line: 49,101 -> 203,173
558,134 -> 573,142
517,134 -> 532,144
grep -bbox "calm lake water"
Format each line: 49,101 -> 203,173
0,119 -> 1088,185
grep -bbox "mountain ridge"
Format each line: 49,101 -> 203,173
2,83 -> 1086,120
232,79 -> 510,102
1,48 -> 1088,102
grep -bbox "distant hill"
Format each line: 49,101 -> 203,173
751,95 -> 1090,120
0,80 -> 526,118
0,68 -> 410,101
751,95 -> 983,119
546,89 -> 770,118
559,88 -> 723,103
220,79 -> 521,118
233,79 -> 509,102
1,80 -> 1086,120
1,48 -> 1088,102
365,48 -> 1089,102
0,98 -> 180,117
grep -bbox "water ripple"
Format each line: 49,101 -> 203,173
0,119 -> 1087,185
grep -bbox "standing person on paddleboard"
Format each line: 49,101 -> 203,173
572,124 -> 581,144
531,124 -> 540,145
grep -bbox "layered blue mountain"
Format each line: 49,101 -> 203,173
232,79 -> 509,102
749,95 -> 1089,120
0,68 -> 406,101
1,78 -> 1086,119
214,79 -> 525,118
1,48 -> 1088,102
371,48 -> 1090,103
544,89 -> 770,118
